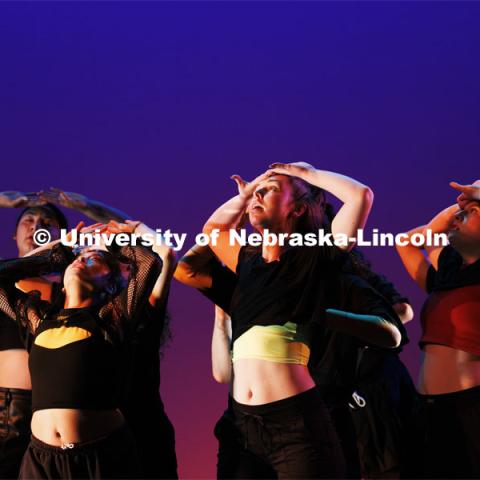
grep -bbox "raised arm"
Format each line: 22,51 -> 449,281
203,172 -> 271,271
130,221 -> 177,311
0,191 -> 47,209
175,244 -> 216,290
396,205 -> 457,291
42,188 -> 131,223
269,163 -> 373,251
0,244 -> 74,331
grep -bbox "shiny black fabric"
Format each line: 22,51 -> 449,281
0,387 -> 32,480
230,388 -> 346,479
18,425 -> 139,479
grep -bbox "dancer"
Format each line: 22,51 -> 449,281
0,222 -> 161,479
0,191 -> 177,479
183,162 -> 396,478
396,180 -> 480,478
0,193 -> 69,479
176,242 -> 410,479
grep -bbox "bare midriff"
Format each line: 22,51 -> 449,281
0,350 -> 31,390
31,409 -> 125,446
419,344 -> 480,394
232,358 -> 316,405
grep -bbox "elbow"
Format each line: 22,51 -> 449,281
203,223 -> 215,235
173,260 -> 192,284
359,185 -> 374,209
212,368 -> 231,384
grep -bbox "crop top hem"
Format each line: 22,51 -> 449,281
231,353 -> 310,365
419,338 -> 480,357
32,403 -> 118,413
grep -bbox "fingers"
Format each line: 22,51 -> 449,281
230,174 -> 246,187
74,221 -> 86,231
450,181 -> 466,192
269,163 -> 289,169
12,197 -> 28,207
80,222 -> 105,233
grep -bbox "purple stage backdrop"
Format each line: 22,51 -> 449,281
1,2 -> 479,477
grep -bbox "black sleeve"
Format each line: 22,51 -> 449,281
99,245 -> 162,342
425,246 -> 461,293
340,274 -> 409,347
0,244 -> 74,332
365,271 -> 409,305
199,260 -> 237,315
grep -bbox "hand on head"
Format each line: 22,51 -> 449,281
450,180 -> 480,209
41,188 -> 88,209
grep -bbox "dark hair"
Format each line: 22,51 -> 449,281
85,250 -> 129,302
15,204 -> 68,231
288,177 -> 327,234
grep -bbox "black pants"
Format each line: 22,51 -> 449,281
0,387 -> 32,480
18,424 -> 140,479
225,387 -> 346,479
215,405 -> 277,479
126,405 -> 178,479
417,385 -> 480,479
349,354 -> 419,479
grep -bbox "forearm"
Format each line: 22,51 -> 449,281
301,169 -> 372,205
79,200 -> 131,223
211,309 -> 233,384
301,169 -> 373,248
175,244 -> 215,288
0,244 -> 73,282
425,204 -> 458,234
149,250 -> 177,310
325,308 -> 401,348
203,195 -> 249,233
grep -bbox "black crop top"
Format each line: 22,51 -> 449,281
0,243 -> 162,412
29,308 -> 121,411
200,249 -> 407,401
229,245 -> 344,343
426,245 -> 480,293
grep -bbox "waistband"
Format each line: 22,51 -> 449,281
419,384 -> 480,406
232,386 -> 323,417
0,386 -> 32,399
30,424 -> 131,454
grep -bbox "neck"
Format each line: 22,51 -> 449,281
261,243 -> 284,263
461,251 -> 480,266
258,225 -> 292,263
64,284 -> 94,309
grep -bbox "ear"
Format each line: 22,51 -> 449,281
292,203 -> 307,218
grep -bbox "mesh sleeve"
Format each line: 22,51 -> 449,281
99,245 -> 162,342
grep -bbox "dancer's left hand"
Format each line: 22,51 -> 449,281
268,162 -> 316,179
450,180 -> 480,209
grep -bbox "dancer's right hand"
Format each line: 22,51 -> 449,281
230,171 -> 273,200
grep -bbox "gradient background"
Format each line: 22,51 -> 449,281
1,2 -> 479,477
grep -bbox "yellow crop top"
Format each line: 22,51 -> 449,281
232,322 -> 310,366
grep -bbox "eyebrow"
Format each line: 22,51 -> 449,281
263,179 -> 281,186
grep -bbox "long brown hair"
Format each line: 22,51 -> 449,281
288,177 -> 327,234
